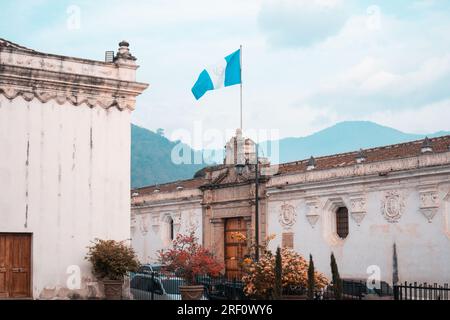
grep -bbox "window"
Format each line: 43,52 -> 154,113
336,207 -> 349,239
169,218 -> 174,241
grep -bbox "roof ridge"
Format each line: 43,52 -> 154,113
133,177 -> 204,191
278,134 -> 450,168
0,38 -> 35,51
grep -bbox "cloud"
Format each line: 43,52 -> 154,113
258,0 -> 350,48
3,0 -> 450,141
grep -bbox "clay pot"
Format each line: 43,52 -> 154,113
103,280 -> 123,300
179,285 -> 205,300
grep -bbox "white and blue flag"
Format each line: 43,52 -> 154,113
192,49 -> 241,100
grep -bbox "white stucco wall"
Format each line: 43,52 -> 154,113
266,166 -> 450,285
0,95 -> 132,298
131,202 -> 203,264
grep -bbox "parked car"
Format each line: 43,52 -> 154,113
136,264 -> 164,275
130,274 -> 208,300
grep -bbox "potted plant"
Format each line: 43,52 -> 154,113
158,232 -> 223,300
86,239 -> 140,300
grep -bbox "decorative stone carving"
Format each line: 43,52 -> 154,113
322,197 -> 348,246
186,210 -> 199,231
349,195 -> 367,225
445,190 -> 450,238
381,190 -> 405,223
139,215 -> 149,236
130,212 -> 137,231
419,186 -> 440,223
279,202 -> 297,230
151,213 -> 160,233
305,198 -> 320,228
0,40 -> 148,111
173,213 -> 182,233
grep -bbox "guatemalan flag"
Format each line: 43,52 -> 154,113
191,49 -> 241,100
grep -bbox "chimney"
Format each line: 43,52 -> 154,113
356,149 -> 367,164
307,156 -> 316,171
421,137 -> 433,154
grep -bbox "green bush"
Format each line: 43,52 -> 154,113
86,239 -> 140,281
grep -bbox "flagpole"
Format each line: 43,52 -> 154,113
240,44 -> 243,131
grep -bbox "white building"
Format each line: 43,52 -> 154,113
131,131 -> 450,285
0,39 -> 148,299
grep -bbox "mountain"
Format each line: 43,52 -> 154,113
263,121 -> 450,164
131,124 -> 206,188
131,121 -> 450,188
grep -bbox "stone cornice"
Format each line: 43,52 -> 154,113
132,197 -> 202,211
267,159 -> 450,200
0,48 -> 148,111
268,152 -> 450,190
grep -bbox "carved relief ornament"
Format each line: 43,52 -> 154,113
279,202 -> 297,230
349,195 -> 367,225
381,190 -> 405,223
305,198 -> 320,228
418,186 -> 440,223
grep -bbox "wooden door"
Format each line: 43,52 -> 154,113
0,234 -> 32,298
224,218 -> 248,279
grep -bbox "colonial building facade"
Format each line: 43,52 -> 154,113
131,131 -> 450,284
0,39 -> 148,299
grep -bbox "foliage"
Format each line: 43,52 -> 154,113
307,254 -> 315,300
86,239 -> 140,281
273,247 -> 282,299
330,252 -> 343,300
158,232 -> 223,285
235,232 -> 328,299
131,124 -> 206,188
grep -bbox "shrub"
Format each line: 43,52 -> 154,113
158,232 -> 223,285
273,247 -> 282,299
85,239 -> 140,281
330,252 -> 342,300
307,254 -> 315,300
242,247 -> 328,299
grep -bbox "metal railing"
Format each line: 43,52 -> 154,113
394,282 -> 450,300
129,271 -> 247,301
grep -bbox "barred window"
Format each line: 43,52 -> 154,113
336,207 -> 349,239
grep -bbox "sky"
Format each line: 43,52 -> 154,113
2,0 -> 450,147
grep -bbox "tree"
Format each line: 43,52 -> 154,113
156,128 -> 165,136
307,254 -> 315,300
158,232 -> 223,285
273,247 -> 282,299
330,252 -> 342,300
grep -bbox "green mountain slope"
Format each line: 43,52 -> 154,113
131,121 -> 450,188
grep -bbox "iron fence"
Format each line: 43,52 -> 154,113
129,272 -> 448,301
394,282 -> 450,300
129,271 -> 248,301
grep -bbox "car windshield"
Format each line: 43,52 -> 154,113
161,279 -> 185,295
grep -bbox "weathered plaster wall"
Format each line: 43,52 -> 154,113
266,161 -> 450,285
0,95 -> 132,298
131,199 -> 203,264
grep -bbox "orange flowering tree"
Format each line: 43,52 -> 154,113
231,232 -> 328,299
158,232 -> 223,285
